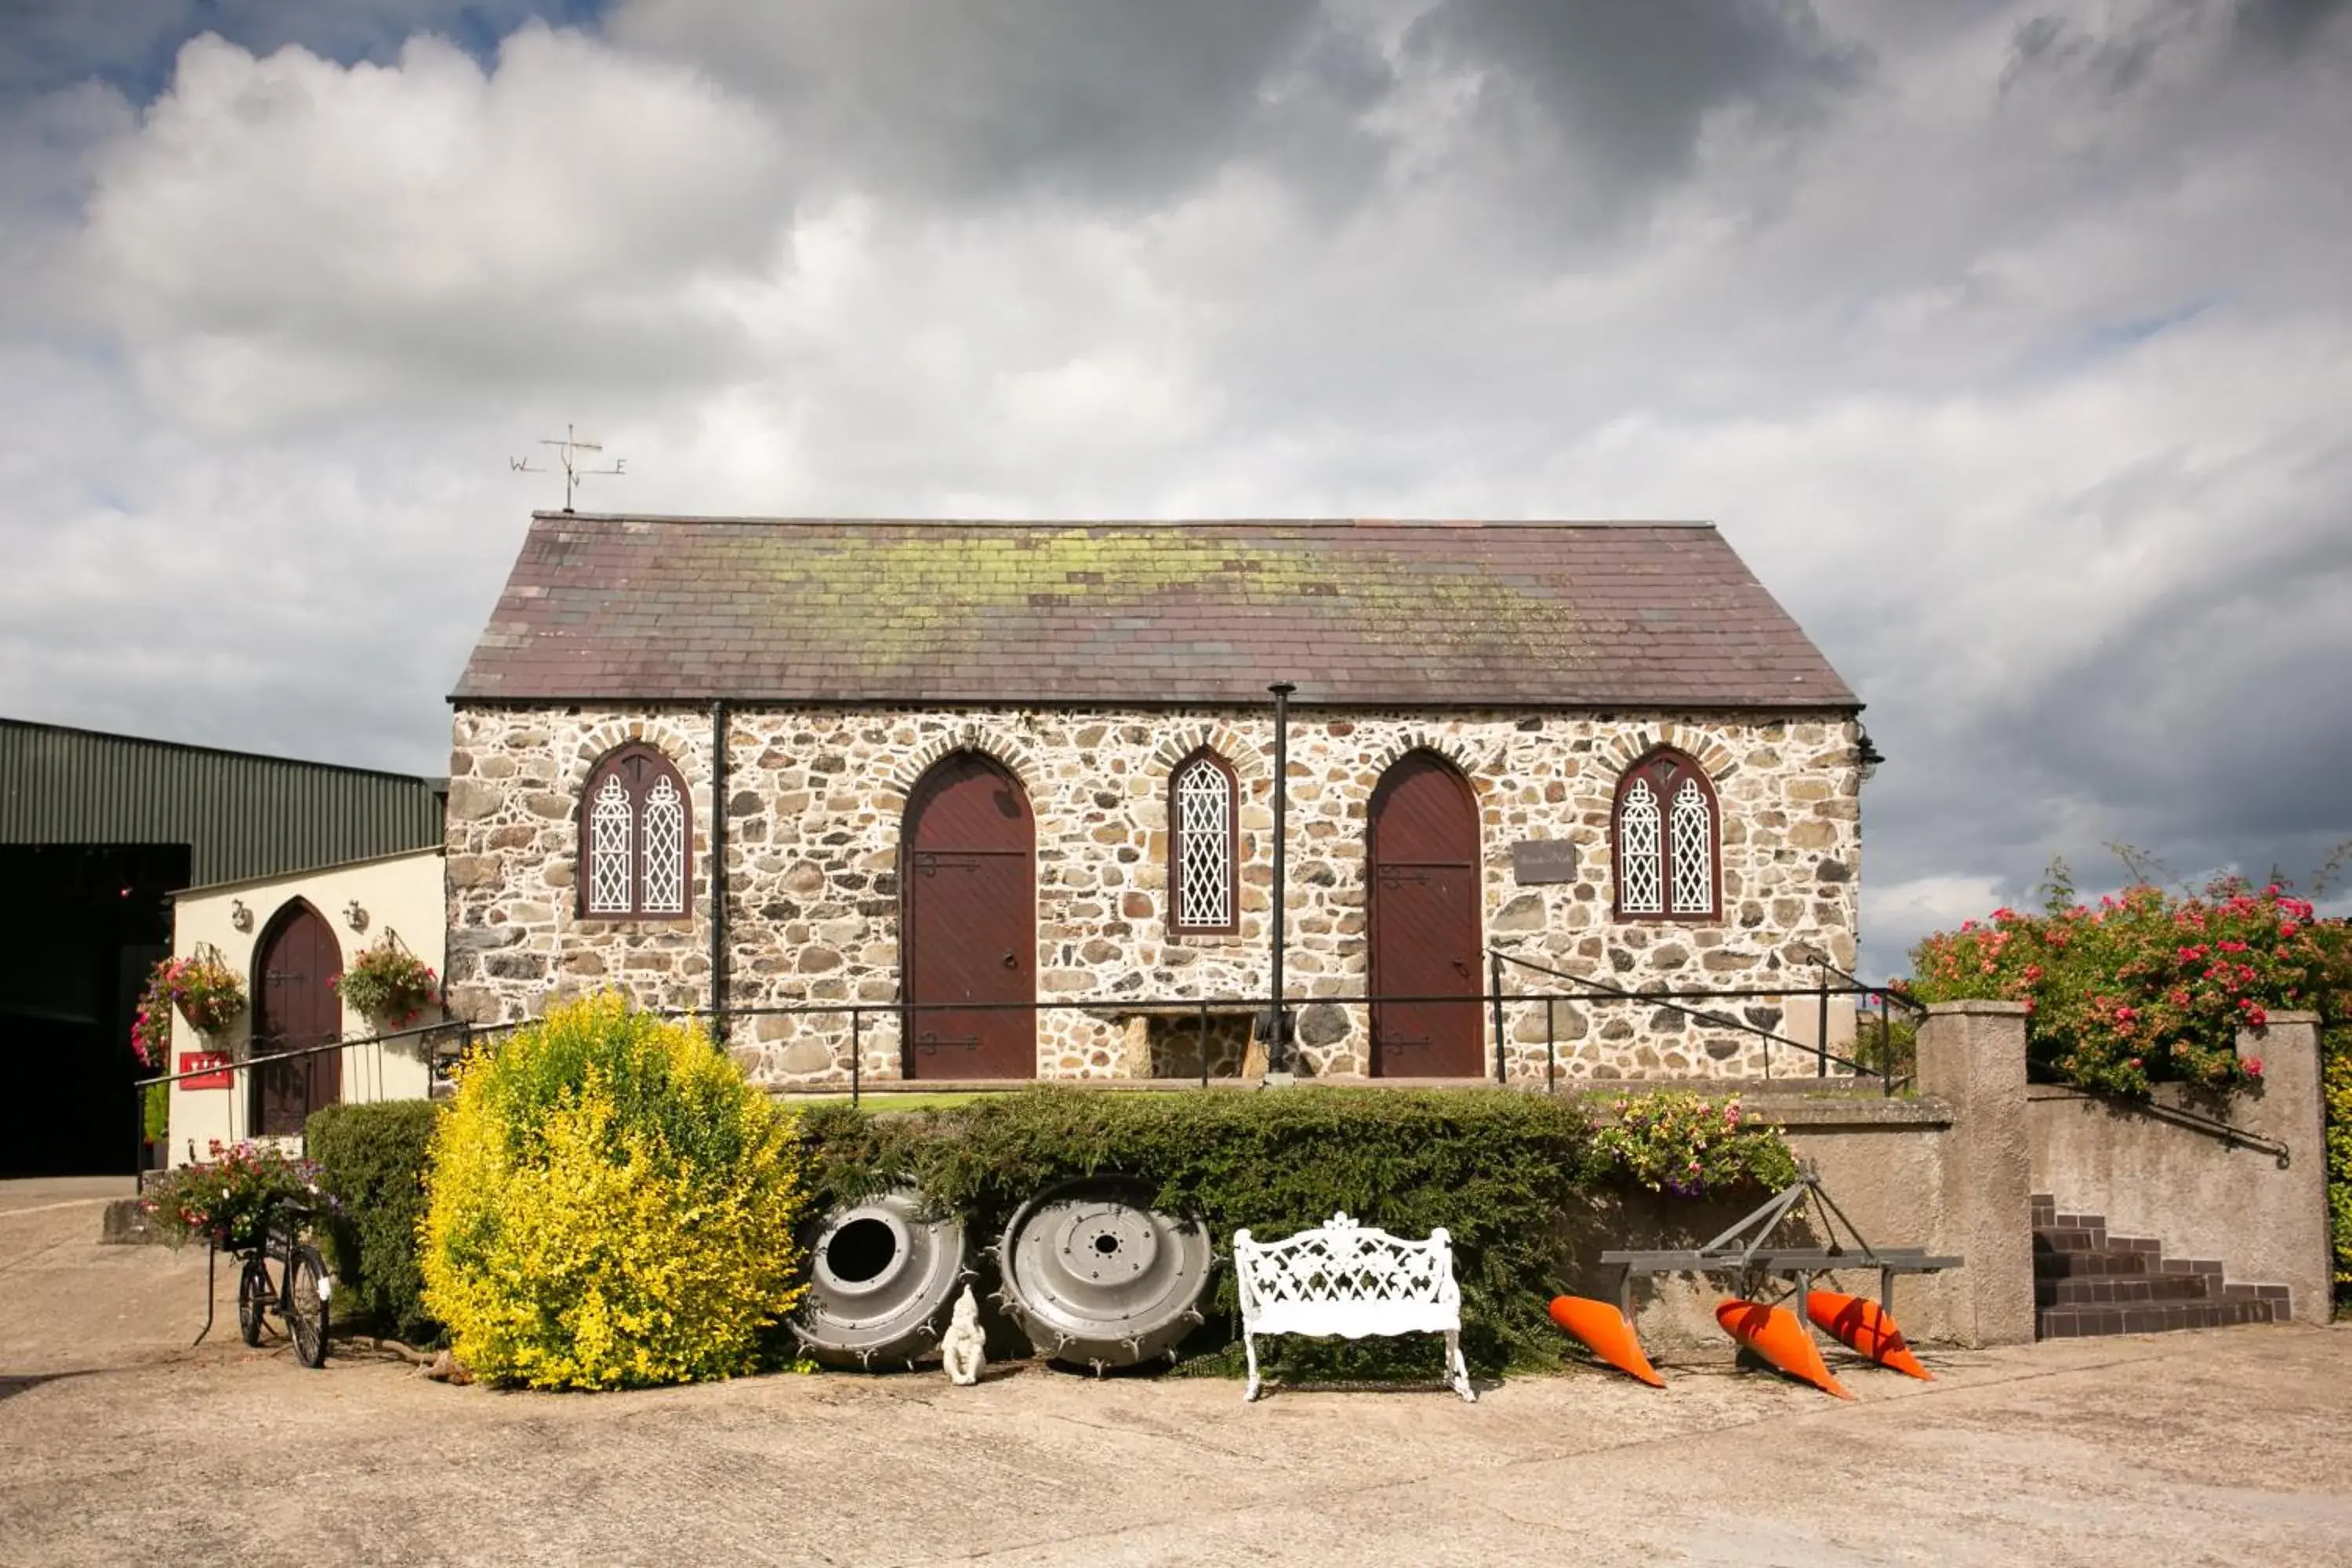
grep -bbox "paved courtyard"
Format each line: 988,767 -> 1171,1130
3,1186 -> 2348,1566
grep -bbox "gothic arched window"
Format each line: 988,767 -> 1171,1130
1613,749 -> 1719,920
1169,750 -> 1240,935
578,744 -> 694,920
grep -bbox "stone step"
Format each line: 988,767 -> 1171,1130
2036,1272 -> 2217,1307
2031,1221 -> 2154,1254
2036,1297 -> 2278,1338
2028,1196 -> 2292,1338
2034,1247 -> 2168,1279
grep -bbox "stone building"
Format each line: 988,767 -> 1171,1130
445,515 -> 1866,1086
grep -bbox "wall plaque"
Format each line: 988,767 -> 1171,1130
1510,839 -> 1578,885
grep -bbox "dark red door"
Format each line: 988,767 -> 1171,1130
252,903 -> 343,1137
1368,753 -> 1483,1077
903,753 -> 1035,1079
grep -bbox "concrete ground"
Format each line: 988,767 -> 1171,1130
2,1189 -> 2348,1566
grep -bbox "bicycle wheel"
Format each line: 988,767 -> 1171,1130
236,1255 -> 270,1346
287,1244 -> 331,1369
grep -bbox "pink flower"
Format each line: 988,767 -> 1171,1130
2243,1056 -> 2264,1077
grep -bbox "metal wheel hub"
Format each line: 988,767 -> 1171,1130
997,1179 -> 1212,1370
793,1186 -> 968,1370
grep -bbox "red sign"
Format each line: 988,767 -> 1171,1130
178,1051 -> 232,1091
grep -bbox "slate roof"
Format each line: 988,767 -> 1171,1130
452,515 -> 1857,710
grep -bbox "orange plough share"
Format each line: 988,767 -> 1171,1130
1806,1291 -> 1933,1380
1715,1299 -> 1853,1399
1546,1296 -> 1665,1388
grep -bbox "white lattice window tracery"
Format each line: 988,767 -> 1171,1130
641,775 -> 687,913
1617,779 -> 1664,914
1174,759 -> 1233,930
587,773 -> 634,914
1670,775 -> 1714,914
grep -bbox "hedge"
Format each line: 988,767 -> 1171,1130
807,1086 -> 1610,1377
304,1083 -> 1798,1376
307,1099 -> 445,1345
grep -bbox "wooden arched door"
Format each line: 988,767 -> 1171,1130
902,753 -> 1035,1079
1367,753 -> 1483,1077
252,902 -> 343,1136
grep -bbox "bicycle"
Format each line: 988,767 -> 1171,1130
194,1193 -> 332,1368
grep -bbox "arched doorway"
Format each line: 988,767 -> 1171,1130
252,901 -> 343,1136
1367,753 -> 1483,1077
902,753 -> 1035,1079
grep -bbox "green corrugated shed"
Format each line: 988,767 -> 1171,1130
0,718 -> 444,884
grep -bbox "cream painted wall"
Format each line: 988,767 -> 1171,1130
165,850 -> 445,1165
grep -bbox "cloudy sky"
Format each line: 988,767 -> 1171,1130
2,0 -> 2347,975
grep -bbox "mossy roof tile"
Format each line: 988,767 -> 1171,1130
452,515 -> 1856,710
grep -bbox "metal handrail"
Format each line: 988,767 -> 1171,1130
1812,956 -> 1927,1014
131,1018 -> 465,1091
1487,946 -> 1900,1092
133,968 -> 1927,1187
131,1018 -> 490,1189
2025,1063 -> 2292,1167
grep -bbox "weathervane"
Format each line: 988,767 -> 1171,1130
510,423 -> 626,510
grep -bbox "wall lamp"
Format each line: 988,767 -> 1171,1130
344,899 -> 369,931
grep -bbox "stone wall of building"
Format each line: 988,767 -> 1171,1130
445,703 -> 1863,1086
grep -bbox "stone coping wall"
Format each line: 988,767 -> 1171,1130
445,703 -> 1861,1087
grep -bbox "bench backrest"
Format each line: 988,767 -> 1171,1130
1232,1212 -> 1461,1320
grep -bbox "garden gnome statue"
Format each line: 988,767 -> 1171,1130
941,1284 -> 985,1386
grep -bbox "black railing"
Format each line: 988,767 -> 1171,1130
130,960 -> 1932,1185
1488,948 -> 1922,1095
129,1019 -> 495,1191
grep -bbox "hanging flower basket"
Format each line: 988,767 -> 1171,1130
334,939 -> 441,1028
132,954 -> 247,1066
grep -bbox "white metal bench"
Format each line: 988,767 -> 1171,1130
1231,1211 -> 1474,1402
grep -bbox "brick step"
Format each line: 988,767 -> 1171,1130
2037,1297 -> 2279,1338
2037,1272 -> 2217,1307
2034,1247 -> 2172,1279
2028,1194 -> 2292,1339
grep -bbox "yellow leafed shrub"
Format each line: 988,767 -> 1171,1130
419,994 -> 807,1388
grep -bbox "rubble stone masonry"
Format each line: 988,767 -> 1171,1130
444,704 -> 1862,1086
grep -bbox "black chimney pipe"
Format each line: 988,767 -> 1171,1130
709,699 -> 729,1042
1267,681 -> 1295,1074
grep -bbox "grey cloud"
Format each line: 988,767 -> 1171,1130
1403,0 -> 1866,199
4,1 -> 2350,987
611,0 -> 1344,206
2230,0 -> 2352,56
0,0 -> 597,98
2004,0 -> 2351,99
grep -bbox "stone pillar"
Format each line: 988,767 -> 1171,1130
1916,1000 -> 2034,1346
2232,1012 -> 2331,1327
